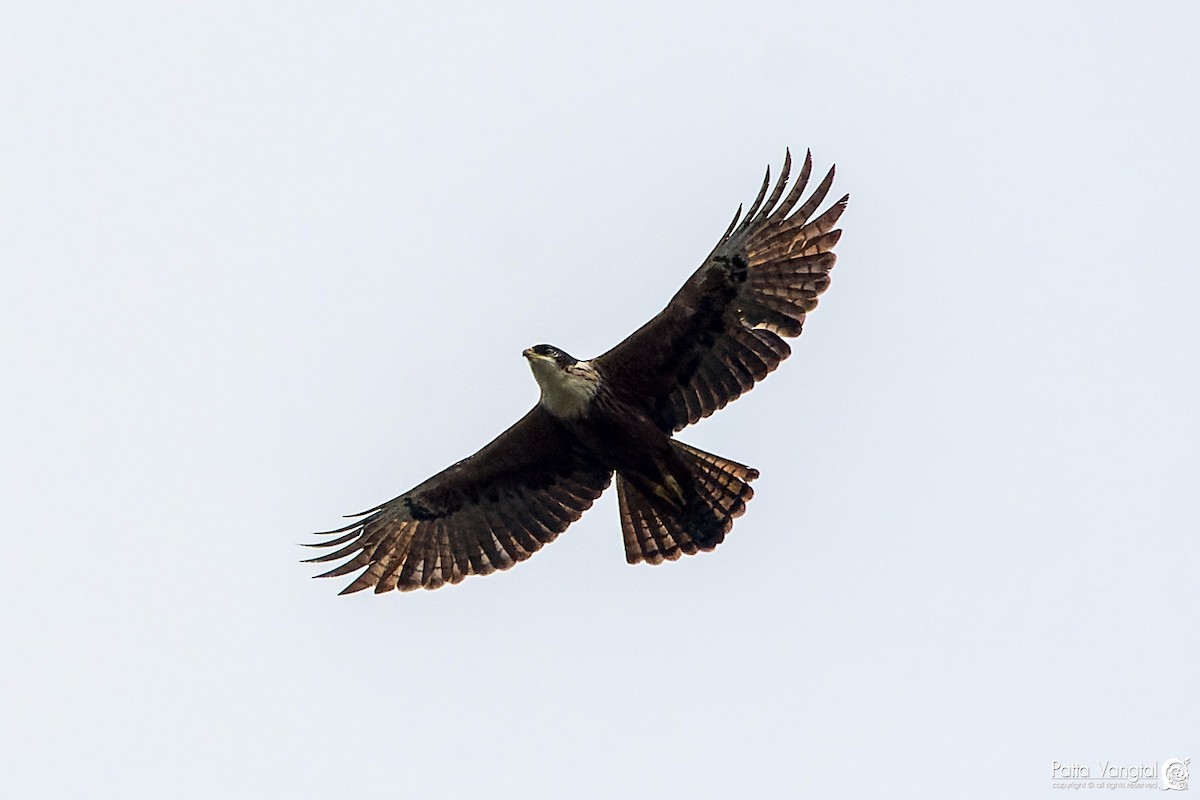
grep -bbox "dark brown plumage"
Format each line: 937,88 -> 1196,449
305,149 -> 848,593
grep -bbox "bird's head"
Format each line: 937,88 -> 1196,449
523,344 -> 599,418
523,344 -> 578,369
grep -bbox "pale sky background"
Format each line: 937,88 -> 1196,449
2,2 -> 1197,798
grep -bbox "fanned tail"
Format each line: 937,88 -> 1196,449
617,442 -> 759,565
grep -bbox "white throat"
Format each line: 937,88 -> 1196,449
529,359 -> 599,419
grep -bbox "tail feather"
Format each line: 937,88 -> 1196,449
618,442 -> 759,565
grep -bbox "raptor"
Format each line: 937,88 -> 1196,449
306,149 -> 848,593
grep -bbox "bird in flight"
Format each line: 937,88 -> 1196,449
306,149 -> 848,594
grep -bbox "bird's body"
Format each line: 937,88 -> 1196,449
307,149 -> 848,593
534,359 -> 696,528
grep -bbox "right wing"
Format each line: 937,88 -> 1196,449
596,149 -> 847,432
305,406 -> 613,593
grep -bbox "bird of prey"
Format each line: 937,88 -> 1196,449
306,149 -> 848,594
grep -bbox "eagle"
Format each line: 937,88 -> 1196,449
306,149 -> 848,594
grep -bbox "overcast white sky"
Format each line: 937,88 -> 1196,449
2,2 -> 1198,797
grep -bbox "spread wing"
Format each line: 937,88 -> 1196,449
595,150 -> 848,432
304,406 -> 613,593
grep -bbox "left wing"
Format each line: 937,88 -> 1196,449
305,406 -> 613,593
596,149 -> 848,432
